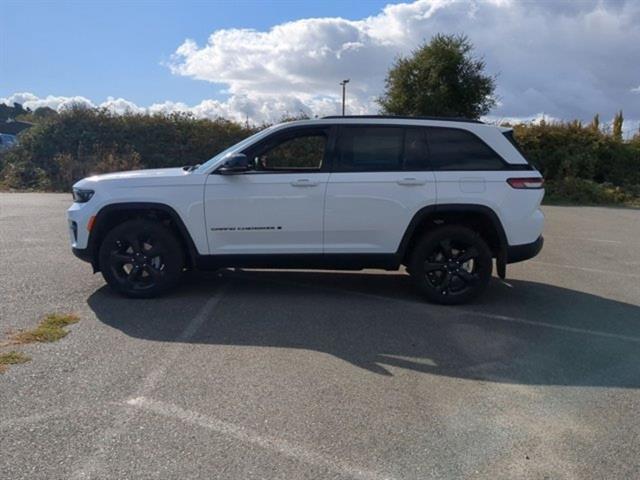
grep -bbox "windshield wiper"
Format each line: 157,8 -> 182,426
182,164 -> 200,172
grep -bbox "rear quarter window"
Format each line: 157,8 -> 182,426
426,127 -> 506,171
502,130 -> 531,162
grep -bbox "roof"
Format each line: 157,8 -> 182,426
322,115 -> 483,124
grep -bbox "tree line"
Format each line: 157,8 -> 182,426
1,34 -> 639,205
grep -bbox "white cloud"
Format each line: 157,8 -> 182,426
0,91 -> 368,125
169,0 -> 640,123
2,1 -> 639,127
1,92 -> 95,111
483,113 -> 562,126
100,97 -> 145,115
147,100 -> 190,115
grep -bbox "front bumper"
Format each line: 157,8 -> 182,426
72,247 -> 93,264
506,235 -> 543,264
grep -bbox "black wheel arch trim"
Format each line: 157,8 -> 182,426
86,202 -> 199,272
396,203 -> 509,277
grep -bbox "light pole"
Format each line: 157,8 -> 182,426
340,79 -> 350,116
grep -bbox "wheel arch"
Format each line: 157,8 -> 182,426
397,204 -> 508,276
87,202 -> 198,272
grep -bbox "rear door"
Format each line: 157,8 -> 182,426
204,126 -> 331,254
323,124 -> 436,254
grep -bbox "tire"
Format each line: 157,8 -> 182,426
98,219 -> 184,298
409,225 -> 493,305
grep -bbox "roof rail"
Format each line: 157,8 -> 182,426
321,115 -> 483,124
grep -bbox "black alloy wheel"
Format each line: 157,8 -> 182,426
409,225 -> 492,305
99,220 -> 184,298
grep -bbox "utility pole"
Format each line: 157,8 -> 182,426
340,79 -> 350,116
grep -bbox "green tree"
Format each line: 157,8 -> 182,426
377,34 -> 496,119
590,113 -> 600,132
0,102 -> 28,121
612,110 -> 623,141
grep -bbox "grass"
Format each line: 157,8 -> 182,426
11,313 -> 80,344
0,351 -> 31,373
0,313 -> 79,373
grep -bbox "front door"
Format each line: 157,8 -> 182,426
204,126 -> 331,255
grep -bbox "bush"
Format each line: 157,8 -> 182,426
2,105 -> 640,208
544,177 -> 638,206
0,107 -> 254,191
512,121 -> 640,187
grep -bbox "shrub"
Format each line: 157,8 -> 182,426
545,177 -> 636,205
512,121 -> 640,188
2,106 -> 640,208
0,107 -> 254,191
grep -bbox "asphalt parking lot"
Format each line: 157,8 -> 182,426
1,192 -> 639,479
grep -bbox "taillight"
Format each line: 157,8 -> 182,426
507,177 -> 544,189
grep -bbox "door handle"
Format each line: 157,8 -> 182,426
291,179 -> 319,187
397,177 -> 427,186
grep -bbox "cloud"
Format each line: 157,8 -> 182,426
483,113 -> 562,126
100,97 -> 145,115
1,92 -> 95,111
169,0 -> 640,123
0,91 -> 368,125
2,1 -> 639,127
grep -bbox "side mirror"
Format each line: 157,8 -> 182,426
217,153 -> 250,174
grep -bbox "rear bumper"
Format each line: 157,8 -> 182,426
506,236 -> 543,264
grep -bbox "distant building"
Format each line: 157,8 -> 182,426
0,119 -> 33,136
0,133 -> 18,151
0,120 -> 32,151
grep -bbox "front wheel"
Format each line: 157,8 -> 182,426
409,225 -> 493,305
99,219 -> 184,298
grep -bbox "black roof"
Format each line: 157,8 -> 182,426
322,115 -> 483,124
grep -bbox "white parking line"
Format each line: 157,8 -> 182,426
530,260 -> 640,279
0,407 -> 82,429
69,284 -> 228,480
544,235 -> 622,244
462,311 -> 640,344
128,396 -> 394,480
138,287 -> 229,393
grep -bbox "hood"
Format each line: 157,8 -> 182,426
72,167 -> 202,190
84,167 -> 189,182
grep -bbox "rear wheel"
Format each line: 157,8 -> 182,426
99,219 -> 184,298
409,225 -> 492,305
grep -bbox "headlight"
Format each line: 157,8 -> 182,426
72,188 -> 95,203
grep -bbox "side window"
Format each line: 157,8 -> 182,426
403,128 -> 430,170
426,127 -> 505,170
335,126 -> 404,172
252,131 -> 327,171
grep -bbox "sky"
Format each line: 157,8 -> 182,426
1,0 -> 639,133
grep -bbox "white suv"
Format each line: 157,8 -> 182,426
68,116 -> 544,304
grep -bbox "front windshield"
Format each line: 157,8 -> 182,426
195,126 -> 277,173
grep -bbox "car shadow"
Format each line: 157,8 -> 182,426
87,270 -> 640,388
